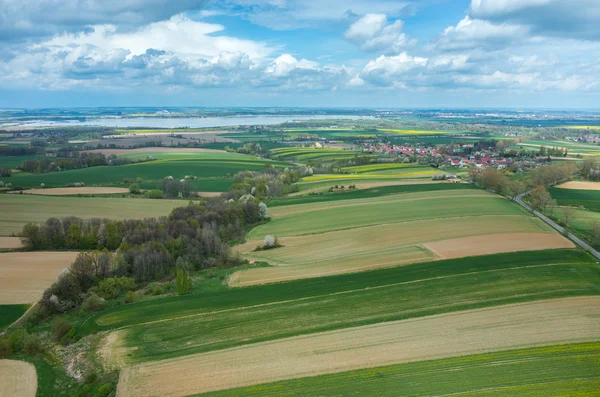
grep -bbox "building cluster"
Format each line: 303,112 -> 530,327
565,135 -> 600,144
362,142 -> 513,169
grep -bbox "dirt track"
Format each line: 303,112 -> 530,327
0,252 -> 78,304
10,187 -> 129,195
116,296 -> 600,397
0,360 -> 37,397
423,232 -> 574,259
556,181 -> 600,190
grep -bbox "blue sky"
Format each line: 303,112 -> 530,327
0,0 -> 599,108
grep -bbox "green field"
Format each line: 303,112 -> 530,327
85,250 -> 599,364
0,195 -> 185,235
518,139 -> 600,155
199,343 -> 600,397
0,304 -> 28,331
249,190 -> 527,239
551,207 -> 600,240
271,147 -> 367,162
550,187 -> 600,211
268,183 -> 475,207
0,158 -> 288,189
0,155 -> 51,169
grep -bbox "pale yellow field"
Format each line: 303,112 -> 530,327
423,232 -> 574,259
10,187 -> 129,196
116,296 -> 600,397
0,252 -> 78,304
0,237 -> 22,250
233,216 -> 557,286
556,181 -> 600,191
0,360 -> 37,397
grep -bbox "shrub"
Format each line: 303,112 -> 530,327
82,293 -> 105,313
264,235 -> 276,248
129,183 -> 141,194
84,371 -> 98,384
97,277 -> 136,300
176,269 -> 193,295
123,178 -> 134,184
96,384 -> 113,397
8,328 -> 26,352
23,333 -> 45,355
52,317 -> 73,341
144,189 -> 164,199
0,338 -> 12,358
124,291 -> 136,304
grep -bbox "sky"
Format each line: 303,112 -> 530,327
1,0 -> 599,109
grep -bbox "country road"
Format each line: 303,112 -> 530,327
516,193 -> 600,261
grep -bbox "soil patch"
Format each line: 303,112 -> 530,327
10,187 -> 129,196
423,233 -> 574,260
0,252 -> 78,304
0,360 -> 37,397
556,181 -> 600,191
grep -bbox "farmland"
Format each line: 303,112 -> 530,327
116,297 -> 600,397
377,128 -> 462,135
0,252 -> 79,304
199,343 -> 600,397
270,147 -> 366,162
249,190 -> 528,238
88,250 -> 600,366
549,186 -> 600,211
0,360 -> 37,397
0,195 -> 185,235
0,157 -> 286,189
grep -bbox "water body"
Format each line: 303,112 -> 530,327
4,115 -> 372,129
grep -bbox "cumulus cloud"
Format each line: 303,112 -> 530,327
431,16 -> 528,51
344,14 -> 416,53
469,0 -> 600,40
0,0 -> 208,42
360,52 -> 427,87
37,14 -> 273,61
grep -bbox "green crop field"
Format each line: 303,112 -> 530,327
85,250 -> 599,365
271,147 -> 366,162
113,151 -> 257,161
340,163 -> 424,173
378,128 -> 463,135
268,183 -> 475,207
0,304 -> 28,331
0,158 -> 288,189
0,155 -> 51,169
550,187 -> 600,211
0,195 -> 185,235
199,343 -> 600,397
249,190 -> 527,238
518,139 -> 600,155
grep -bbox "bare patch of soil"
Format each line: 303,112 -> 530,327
0,360 -> 37,397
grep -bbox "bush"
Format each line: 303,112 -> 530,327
0,338 -> 12,358
82,293 -> 105,313
144,189 -> 164,199
23,333 -> 45,355
129,183 -> 141,194
124,291 -> 136,303
96,384 -> 113,397
176,269 -> 193,295
52,317 -> 73,341
8,328 -> 26,352
84,371 -> 98,384
97,277 -> 136,300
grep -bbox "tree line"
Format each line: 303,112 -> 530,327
20,196 -> 268,317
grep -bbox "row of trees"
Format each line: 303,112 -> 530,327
228,164 -> 313,199
26,196 -> 268,315
16,152 -> 154,174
